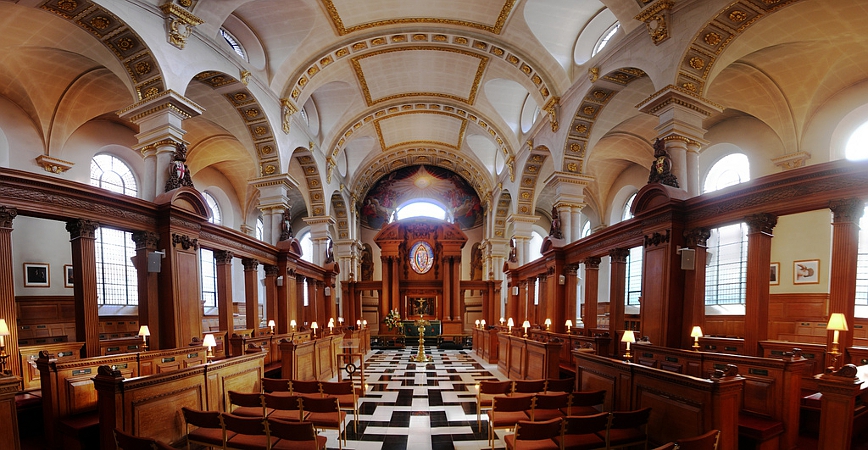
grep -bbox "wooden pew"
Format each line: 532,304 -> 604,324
496,333 -> 562,380
574,351 -> 744,450
93,352 -> 266,449
0,374 -> 22,450
18,341 -> 83,390
138,346 -> 206,375
99,336 -> 144,355
279,334 -> 343,381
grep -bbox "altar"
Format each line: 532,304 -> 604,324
401,320 -> 441,338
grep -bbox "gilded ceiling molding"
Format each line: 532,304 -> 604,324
562,68 -> 646,176
319,0 -> 516,35
542,97 -> 560,132
329,101 -> 514,166
675,0 -> 806,94
193,72 -> 279,173
295,153 -> 326,217
330,192 -> 350,240
280,98 -> 298,134
772,151 -> 811,171
351,147 -> 492,204
493,191 -> 512,238
159,1 -> 203,50
39,0 -> 166,100
284,32 -> 554,112
35,155 -> 74,174
516,152 -> 548,216
351,47 -> 488,107
635,0 -> 673,45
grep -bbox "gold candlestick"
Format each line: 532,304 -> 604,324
410,318 -> 432,362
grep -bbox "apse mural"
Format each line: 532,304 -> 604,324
360,165 -> 483,229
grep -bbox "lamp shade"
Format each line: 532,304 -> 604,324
544,318 -> 552,326
565,320 -> 573,327
690,326 -> 704,338
522,320 -> 531,328
621,331 -> 636,343
311,321 -> 318,330
507,318 -> 515,327
475,320 -> 480,327
827,313 -> 849,331
202,334 -> 217,348
0,319 -> 9,336
138,325 -> 150,337
480,319 -> 486,327
267,319 -> 275,327
290,319 -> 297,327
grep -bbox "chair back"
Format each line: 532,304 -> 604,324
320,380 -> 354,396
514,418 -> 562,440
114,428 -> 159,450
301,395 -> 341,413
268,418 -> 319,441
512,379 -> 546,394
562,412 -> 609,435
610,407 -> 651,430
262,378 -> 292,393
479,380 -> 513,395
534,392 -> 570,410
571,389 -> 606,407
291,380 -> 322,396
265,393 -> 304,411
675,429 -> 719,450
220,413 -> 269,437
493,394 -> 535,412
544,378 -> 575,393
229,390 -> 264,408
182,406 -> 222,429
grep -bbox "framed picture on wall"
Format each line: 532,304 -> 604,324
23,262 -> 50,287
64,264 -> 74,288
770,262 -> 780,286
793,259 -> 820,284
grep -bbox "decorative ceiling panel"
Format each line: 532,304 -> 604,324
321,0 -> 516,35
377,112 -> 464,150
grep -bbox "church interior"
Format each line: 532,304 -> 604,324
1,0 -> 868,449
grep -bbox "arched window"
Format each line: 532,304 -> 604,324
592,22 -> 620,57
625,246 -> 643,306
396,201 -> 448,221
622,193 -> 637,221
299,231 -> 313,263
255,217 -> 264,241
704,153 -> 751,308
91,154 -> 137,197
855,204 -> 868,317
203,192 -> 222,225
200,249 -> 217,308
90,155 -> 137,305
219,28 -> 247,60
581,221 -> 591,238
846,121 -> 868,161
529,231 -> 544,262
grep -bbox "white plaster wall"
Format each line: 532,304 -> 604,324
11,216 -> 73,295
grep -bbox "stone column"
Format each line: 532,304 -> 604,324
117,90 -> 203,201
828,199 -> 865,365
570,206 -> 583,242
686,141 -> 701,197
0,207 -> 19,376
582,257 -> 601,329
303,216 -> 334,266
744,213 -> 777,357
508,215 -> 537,265
682,227 -> 710,348
132,231 -> 161,349
214,250 -> 234,335
242,258 -> 260,330
66,219 -> 101,357
608,248 -> 629,355
556,204 -> 572,243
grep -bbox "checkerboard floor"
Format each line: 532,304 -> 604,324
328,347 -> 510,450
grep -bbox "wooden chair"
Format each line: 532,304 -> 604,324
545,377 -> 576,394
269,419 -> 327,450
504,418 -> 562,450
603,407 -> 652,450
556,413 -> 608,450
675,429 -> 719,450
320,380 -> 359,432
262,378 -> 293,394
290,380 -> 322,398
512,379 -> 546,395
476,380 -> 513,428
570,389 -> 606,416
264,393 -> 308,422
487,394 -> 535,449
113,428 -> 162,450
301,396 -> 347,449
651,443 -> 676,450
182,406 -> 228,450
229,391 -> 269,417
532,392 -> 570,421
220,413 -> 274,450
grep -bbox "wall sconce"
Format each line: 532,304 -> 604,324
290,319 -> 297,332
138,325 -> 151,351
522,320 -> 531,338
311,321 -> 319,337
565,320 -> 573,334
544,318 -> 552,331
507,318 -> 514,333
690,326 -> 704,351
276,276 -> 284,287
267,319 -> 275,335
558,275 -> 566,285
827,313 -> 849,370
324,286 -> 331,296
0,319 -> 10,374
202,333 -> 217,361
480,319 -> 486,329
621,331 -> 636,359
512,286 -> 519,296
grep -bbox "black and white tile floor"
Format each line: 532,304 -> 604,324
329,347 -> 509,450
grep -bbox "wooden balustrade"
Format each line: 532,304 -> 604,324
93,352 -> 266,449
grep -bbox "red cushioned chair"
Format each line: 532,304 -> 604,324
487,394 -> 535,448
675,429 -> 720,450
504,418 -> 562,450
570,389 -> 606,416
532,392 -> 570,421
477,380 -> 513,428
182,406 -> 229,450
602,407 -> 652,450
555,413 -> 608,450
220,413 -> 274,450
269,419 -> 327,450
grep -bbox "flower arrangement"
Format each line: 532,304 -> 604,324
383,309 -> 402,331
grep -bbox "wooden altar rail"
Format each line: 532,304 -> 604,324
0,374 -> 22,450
93,352 -> 266,450
628,344 -> 811,450
529,329 -> 613,372
495,333 -> 562,380
36,345 -> 208,448
574,351 -> 744,450
19,341 -> 84,390
280,334 -> 344,381
228,330 -> 313,370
